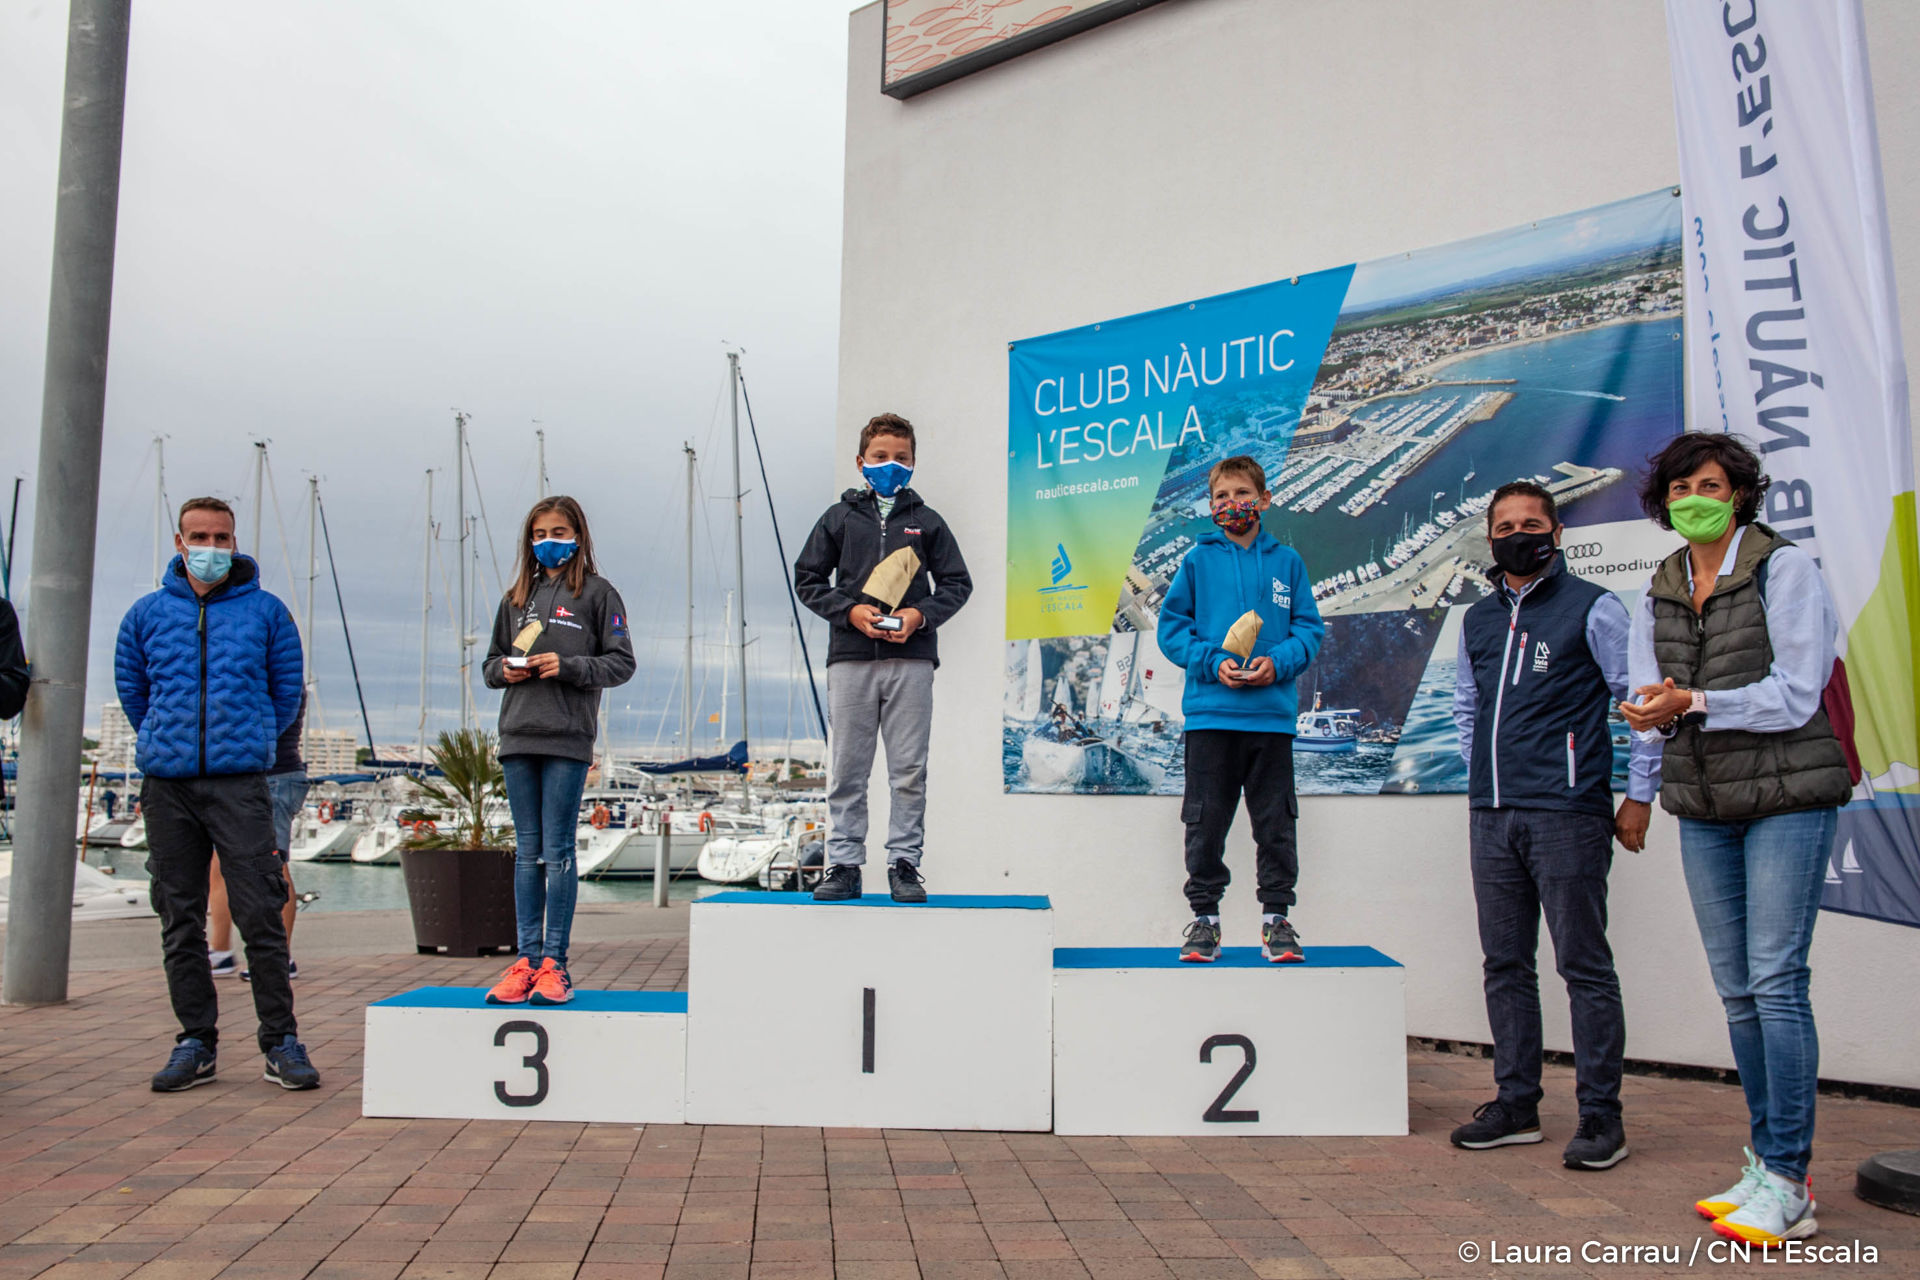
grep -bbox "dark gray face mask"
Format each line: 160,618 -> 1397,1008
1490,529 -> 1557,576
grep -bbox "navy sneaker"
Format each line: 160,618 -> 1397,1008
151,1038 -> 216,1092
812,864 -> 862,901
208,951 -> 237,978
1450,1099 -> 1543,1150
263,1034 -> 321,1091
888,861 -> 927,903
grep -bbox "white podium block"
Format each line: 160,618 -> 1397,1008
363,987 -> 687,1124
686,892 -> 1053,1130
1052,947 -> 1406,1136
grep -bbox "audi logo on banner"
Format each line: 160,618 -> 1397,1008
1562,542 -> 1604,559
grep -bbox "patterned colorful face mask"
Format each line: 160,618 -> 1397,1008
1211,497 -> 1261,535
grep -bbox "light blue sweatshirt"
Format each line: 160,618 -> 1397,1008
1157,529 -> 1324,734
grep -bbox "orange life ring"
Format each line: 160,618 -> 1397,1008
699,811 -> 714,833
413,819 -> 437,836
590,806 -> 611,829
317,800 -> 335,824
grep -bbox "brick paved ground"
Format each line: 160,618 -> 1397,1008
2,936 -> 1917,1280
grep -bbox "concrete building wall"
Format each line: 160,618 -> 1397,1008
834,0 -> 1920,1087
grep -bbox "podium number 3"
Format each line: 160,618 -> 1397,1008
1200,1034 -> 1258,1123
494,1021 -> 550,1107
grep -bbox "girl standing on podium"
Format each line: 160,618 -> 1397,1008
482,496 -> 635,1005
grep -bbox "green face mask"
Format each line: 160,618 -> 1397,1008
1668,493 -> 1735,544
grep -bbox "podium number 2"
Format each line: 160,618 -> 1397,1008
1200,1034 -> 1258,1123
494,1021 -> 550,1107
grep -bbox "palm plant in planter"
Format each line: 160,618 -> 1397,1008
399,729 -> 519,955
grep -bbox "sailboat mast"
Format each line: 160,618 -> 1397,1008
152,436 -> 166,589
683,443 -> 696,752
454,411 -> 471,730
728,352 -> 752,808
250,441 -> 265,568
417,468 -> 433,769
304,475 -> 318,753
718,591 -> 732,752
535,424 -> 549,498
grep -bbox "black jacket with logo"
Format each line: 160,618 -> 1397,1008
482,572 -> 636,762
793,487 -> 973,667
1460,554 -> 1615,817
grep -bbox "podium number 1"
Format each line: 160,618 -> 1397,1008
494,1021 -> 550,1107
1200,1034 -> 1258,1123
861,988 -> 876,1074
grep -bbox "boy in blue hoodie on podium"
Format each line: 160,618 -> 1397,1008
1157,455 -> 1324,963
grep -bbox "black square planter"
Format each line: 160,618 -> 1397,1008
400,847 -> 517,955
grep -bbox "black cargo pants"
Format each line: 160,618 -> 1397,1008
142,774 -> 296,1053
1181,729 -> 1299,915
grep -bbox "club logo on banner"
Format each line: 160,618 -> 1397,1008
1668,0 -> 1920,928
1004,189 -> 1685,800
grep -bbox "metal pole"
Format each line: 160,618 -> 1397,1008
152,436 -> 164,589
2,476 -> 21,598
4,0 -> 132,1007
417,468 -> 432,769
455,412 -> 470,730
683,443 -> 695,753
535,425 -> 548,499
250,441 -> 265,567
653,806 -> 671,907
729,352 -> 752,810
303,476 -> 317,757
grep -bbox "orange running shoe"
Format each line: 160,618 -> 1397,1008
528,958 -> 573,1005
486,957 -> 538,1005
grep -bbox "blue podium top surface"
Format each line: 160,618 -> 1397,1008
700,891 -> 1051,910
371,987 -> 689,1013
1054,946 -> 1400,970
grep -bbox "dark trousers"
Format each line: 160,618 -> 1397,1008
1181,729 -> 1298,915
142,774 -> 296,1053
1469,806 -> 1624,1118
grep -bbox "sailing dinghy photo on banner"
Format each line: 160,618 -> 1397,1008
1003,188 -> 1687,798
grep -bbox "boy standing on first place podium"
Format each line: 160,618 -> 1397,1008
794,413 -> 974,903
1157,455 -> 1324,963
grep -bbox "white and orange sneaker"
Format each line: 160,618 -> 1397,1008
527,958 -> 573,1006
486,958 -> 538,1005
1711,1159 -> 1818,1246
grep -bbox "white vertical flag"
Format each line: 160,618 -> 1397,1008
1667,0 -> 1920,926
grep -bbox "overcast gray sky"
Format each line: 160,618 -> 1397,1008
2,1 -> 861,758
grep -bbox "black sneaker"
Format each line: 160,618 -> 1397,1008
1563,1112 -> 1629,1170
1180,918 -> 1221,963
240,959 -> 297,983
1450,1099 -> 1543,1149
812,864 -> 862,901
263,1034 -> 321,1091
1262,916 -> 1303,963
888,861 -> 927,903
151,1038 -> 216,1092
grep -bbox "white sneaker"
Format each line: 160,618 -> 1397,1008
1711,1165 -> 1817,1246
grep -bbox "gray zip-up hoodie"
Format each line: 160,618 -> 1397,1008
482,572 -> 636,762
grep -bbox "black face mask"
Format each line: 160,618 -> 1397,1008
1490,529 -> 1558,577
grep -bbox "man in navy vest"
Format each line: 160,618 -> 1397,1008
1448,480 -> 1655,1170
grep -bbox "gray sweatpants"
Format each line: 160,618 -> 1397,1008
827,658 -> 935,867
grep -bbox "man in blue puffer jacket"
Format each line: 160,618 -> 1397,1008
114,496 -> 320,1092
1158,455 -> 1325,964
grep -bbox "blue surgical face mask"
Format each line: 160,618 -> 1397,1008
861,461 -> 913,499
184,546 -> 233,583
532,538 -> 577,570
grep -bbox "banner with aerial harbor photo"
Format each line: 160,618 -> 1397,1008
1004,187 -> 1684,795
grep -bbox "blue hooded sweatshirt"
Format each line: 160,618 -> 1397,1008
114,554 -> 304,779
1157,529 -> 1324,734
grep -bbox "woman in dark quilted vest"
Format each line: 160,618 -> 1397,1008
1621,434 -> 1851,1248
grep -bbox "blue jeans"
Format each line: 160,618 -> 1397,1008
500,754 -> 589,969
1678,808 -> 1837,1183
1469,807 -> 1624,1119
